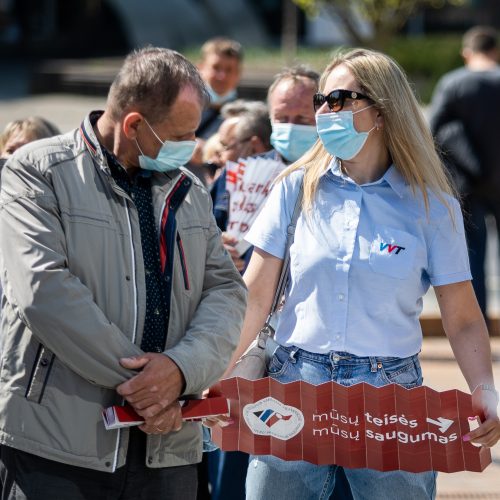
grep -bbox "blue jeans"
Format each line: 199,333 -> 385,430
245,346 -> 437,500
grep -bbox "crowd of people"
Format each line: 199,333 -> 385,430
0,26 -> 499,500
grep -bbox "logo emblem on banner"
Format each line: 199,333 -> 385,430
243,397 -> 304,440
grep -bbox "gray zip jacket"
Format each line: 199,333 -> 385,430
0,113 -> 247,472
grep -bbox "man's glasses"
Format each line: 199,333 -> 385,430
220,136 -> 252,152
313,89 -> 371,113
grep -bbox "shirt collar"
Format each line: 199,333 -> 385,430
327,158 -> 406,198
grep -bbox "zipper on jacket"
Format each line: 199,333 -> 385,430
110,196 -> 138,473
176,232 -> 190,290
123,197 -> 139,344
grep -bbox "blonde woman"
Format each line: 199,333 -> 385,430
223,49 -> 500,499
0,116 -> 60,159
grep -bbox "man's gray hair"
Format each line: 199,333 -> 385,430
235,103 -> 272,150
220,99 -> 268,119
107,46 -> 209,123
267,64 -> 319,102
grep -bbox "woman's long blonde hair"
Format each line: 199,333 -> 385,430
278,48 -> 454,214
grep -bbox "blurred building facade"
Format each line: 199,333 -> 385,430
0,0 -> 285,58
0,0 -> 499,58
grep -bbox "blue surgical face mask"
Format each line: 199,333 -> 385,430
136,119 -> 196,172
316,105 -> 375,160
270,123 -> 318,163
206,84 -> 237,107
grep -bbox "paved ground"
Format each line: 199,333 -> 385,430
0,93 -> 106,133
421,338 -> 500,499
3,93 -> 500,498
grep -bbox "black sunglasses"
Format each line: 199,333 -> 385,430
313,89 -> 371,113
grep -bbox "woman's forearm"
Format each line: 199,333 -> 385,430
222,248 -> 282,378
446,318 -> 494,391
222,288 -> 273,377
436,281 -> 497,405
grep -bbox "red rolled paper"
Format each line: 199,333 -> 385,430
211,378 -> 491,473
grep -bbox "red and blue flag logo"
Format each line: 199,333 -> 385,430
253,409 -> 293,427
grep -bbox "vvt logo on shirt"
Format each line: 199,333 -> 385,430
243,397 -> 304,440
369,227 -> 417,279
379,241 -> 406,255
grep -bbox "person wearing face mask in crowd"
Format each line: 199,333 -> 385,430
216,48 -> 500,499
0,47 -> 246,500
211,67 -> 320,272
185,38 -> 243,186
267,65 -> 319,164
197,37 -> 243,140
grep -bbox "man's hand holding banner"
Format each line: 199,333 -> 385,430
211,377 -> 491,473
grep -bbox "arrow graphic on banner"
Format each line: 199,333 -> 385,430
426,417 -> 454,433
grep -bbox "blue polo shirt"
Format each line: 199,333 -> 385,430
245,159 -> 471,357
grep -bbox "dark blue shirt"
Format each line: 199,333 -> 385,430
105,151 -> 168,353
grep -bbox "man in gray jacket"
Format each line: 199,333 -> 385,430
0,47 -> 247,499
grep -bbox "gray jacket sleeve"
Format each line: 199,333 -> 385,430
0,157 -> 143,389
165,201 -> 247,396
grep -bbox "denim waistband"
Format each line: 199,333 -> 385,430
277,344 -> 419,365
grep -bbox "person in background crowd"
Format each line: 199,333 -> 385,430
221,47 -> 500,499
196,100 -> 272,500
210,100 -> 273,272
186,38 -> 244,185
0,116 -> 60,168
197,37 -> 243,140
200,133 -> 224,188
210,100 -> 272,233
0,46 -> 246,500
267,65 -> 319,164
429,25 -> 500,324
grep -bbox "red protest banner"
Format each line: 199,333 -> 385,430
211,378 -> 491,473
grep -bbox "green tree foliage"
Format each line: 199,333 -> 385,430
293,0 -> 466,48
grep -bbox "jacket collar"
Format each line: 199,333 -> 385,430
80,111 -> 109,172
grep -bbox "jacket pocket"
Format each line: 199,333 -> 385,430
176,232 -> 190,291
61,207 -> 115,230
25,343 -> 55,404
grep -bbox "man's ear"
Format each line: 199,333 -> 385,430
249,135 -> 266,155
122,112 -> 143,140
461,47 -> 472,64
